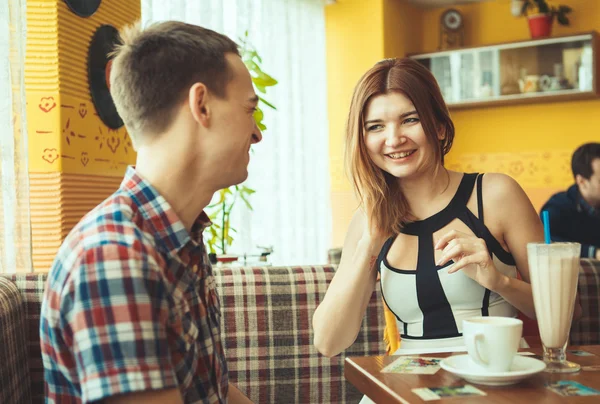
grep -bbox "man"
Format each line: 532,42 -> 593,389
541,143 -> 600,259
40,21 -> 261,403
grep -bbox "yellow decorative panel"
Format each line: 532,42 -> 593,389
446,150 -> 573,189
26,0 -> 140,176
446,151 -> 574,212
25,0 -> 141,270
29,173 -> 123,271
28,93 -> 133,174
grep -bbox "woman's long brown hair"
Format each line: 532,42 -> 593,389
345,58 -> 455,237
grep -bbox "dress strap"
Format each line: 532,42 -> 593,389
476,173 -> 484,222
453,173 -> 478,207
376,237 -> 395,273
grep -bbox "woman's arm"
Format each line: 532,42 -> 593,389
479,173 -> 543,319
312,209 -> 383,357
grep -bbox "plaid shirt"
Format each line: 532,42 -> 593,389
40,167 -> 228,403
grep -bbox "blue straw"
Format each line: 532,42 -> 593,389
542,210 -> 551,244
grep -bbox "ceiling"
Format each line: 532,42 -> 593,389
406,0 -> 493,8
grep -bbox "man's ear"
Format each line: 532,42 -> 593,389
575,174 -> 587,188
189,82 -> 210,128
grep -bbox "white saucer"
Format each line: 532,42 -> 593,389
440,354 -> 546,386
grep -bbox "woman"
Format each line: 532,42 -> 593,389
312,58 -> 544,363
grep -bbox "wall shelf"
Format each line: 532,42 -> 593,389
410,32 -> 599,110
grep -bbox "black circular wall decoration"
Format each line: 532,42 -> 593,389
63,0 -> 102,17
87,24 -> 123,129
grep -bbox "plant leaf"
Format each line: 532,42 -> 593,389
240,193 -> 253,211
558,5 -> 572,13
253,75 -> 278,88
254,83 -> 267,94
536,0 -> 549,14
557,14 -> 569,25
253,107 -> 264,127
258,96 -> 276,110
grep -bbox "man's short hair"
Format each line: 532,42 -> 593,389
109,21 -> 240,147
572,142 -> 600,180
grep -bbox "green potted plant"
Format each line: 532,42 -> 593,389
519,0 -> 572,38
205,32 -> 277,263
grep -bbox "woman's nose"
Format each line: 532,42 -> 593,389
384,129 -> 406,148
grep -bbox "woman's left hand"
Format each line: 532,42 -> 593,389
435,229 -> 507,292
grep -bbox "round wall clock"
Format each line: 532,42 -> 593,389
441,9 -> 463,32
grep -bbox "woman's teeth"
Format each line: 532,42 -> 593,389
388,150 -> 415,159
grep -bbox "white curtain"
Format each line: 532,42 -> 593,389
142,0 -> 331,266
0,0 -> 32,273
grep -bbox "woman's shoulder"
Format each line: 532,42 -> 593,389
480,172 -> 523,189
480,172 -> 522,190
479,172 -> 531,211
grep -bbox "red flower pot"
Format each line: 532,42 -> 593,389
528,14 -> 553,38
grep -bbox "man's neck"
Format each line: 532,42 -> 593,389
135,149 -> 216,232
577,186 -> 598,213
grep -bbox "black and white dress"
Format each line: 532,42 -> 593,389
377,173 -> 522,354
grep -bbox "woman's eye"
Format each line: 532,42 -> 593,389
403,117 -> 419,124
366,124 -> 383,131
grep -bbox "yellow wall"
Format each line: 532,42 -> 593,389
383,0 -> 423,58
326,0 -> 600,247
326,0 -> 386,247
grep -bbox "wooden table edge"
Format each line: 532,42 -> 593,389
344,357 -> 411,404
344,346 -> 600,403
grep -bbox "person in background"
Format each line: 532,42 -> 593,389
40,21 -> 261,404
541,142 -> 600,260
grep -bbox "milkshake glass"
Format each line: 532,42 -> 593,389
527,242 -> 581,373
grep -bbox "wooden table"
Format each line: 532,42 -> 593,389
345,346 -> 600,403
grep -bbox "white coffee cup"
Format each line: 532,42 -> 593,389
463,317 -> 523,373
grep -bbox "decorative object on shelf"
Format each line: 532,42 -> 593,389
242,246 -> 274,265
511,0 -> 525,17
540,63 -> 569,91
204,32 -> 277,260
519,74 -> 541,93
439,8 -> 464,50
208,246 -> 274,266
518,0 -> 572,39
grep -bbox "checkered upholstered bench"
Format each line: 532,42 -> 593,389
2,261 -> 599,403
0,265 -> 386,404
571,259 -> 600,345
0,277 -> 32,404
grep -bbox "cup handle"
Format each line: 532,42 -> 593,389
467,332 -> 488,367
